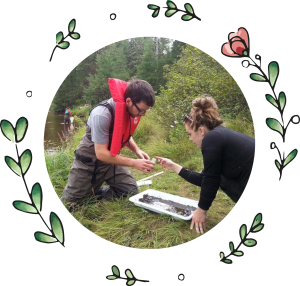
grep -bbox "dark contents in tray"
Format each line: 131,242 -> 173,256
139,194 -> 197,217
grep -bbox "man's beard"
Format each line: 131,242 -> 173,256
126,107 -> 136,118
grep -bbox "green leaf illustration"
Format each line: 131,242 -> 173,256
268,61 -> 279,88
275,159 -> 281,170
16,117 -> 28,143
35,231 -> 57,243
278,92 -> 286,112
220,252 -> 224,259
252,224 -> 264,233
233,251 -> 244,256
112,265 -> 120,277
50,212 -> 64,244
5,156 -> 21,176
0,120 -> 15,143
165,9 -> 177,17
229,241 -> 234,252
251,213 -> 262,229
223,259 -> 232,264
243,239 -> 257,247
126,280 -> 136,286
148,4 -> 159,10
266,118 -> 283,136
184,3 -> 194,14
239,224 -> 247,240
181,14 -> 193,21
20,149 -> 32,175
106,276 -> 117,280
13,201 -> 37,214
265,94 -> 278,108
151,10 -> 159,18
58,41 -> 70,49
31,183 -> 42,212
56,32 -> 64,44
283,149 -> 298,167
250,73 -> 267,82
167,1 -> 177,9
126,270 -> 133,278
70,32 -> 80,39
68,19 -> 76,33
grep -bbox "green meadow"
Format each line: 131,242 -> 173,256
45,110 -> 254,248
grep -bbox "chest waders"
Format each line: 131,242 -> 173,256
74,100 -> 132,189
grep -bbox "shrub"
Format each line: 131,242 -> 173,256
72,105 -> 90,120
133,112 -> 167,146
73,115 -> 85,128
224,113 -> 254,137
155,45 -> 250,129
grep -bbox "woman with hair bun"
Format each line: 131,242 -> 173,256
156,96 -> 255,234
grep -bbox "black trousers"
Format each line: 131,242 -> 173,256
64,114 -> 70,124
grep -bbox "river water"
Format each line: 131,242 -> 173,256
44,112 -> 72,152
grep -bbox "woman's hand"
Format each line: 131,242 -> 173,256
155,156 -> 182,173
155,156 -> 175,169
190,207 -> 207,234
135,149 -> 150,160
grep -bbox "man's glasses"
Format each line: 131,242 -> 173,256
132,100 -> 151,115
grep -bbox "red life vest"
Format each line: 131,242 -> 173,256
108,78 -> 141,156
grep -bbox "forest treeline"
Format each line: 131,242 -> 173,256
52,37 -> 251,128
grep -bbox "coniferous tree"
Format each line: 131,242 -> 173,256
52,37 -> 188,110
53,68 -> 81,111
84,42 -> 130,106
136,39 -> 159,90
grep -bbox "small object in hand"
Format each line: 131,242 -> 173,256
151,158 -> 157,163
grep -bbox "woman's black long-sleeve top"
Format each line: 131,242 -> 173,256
178,126 -> 255,210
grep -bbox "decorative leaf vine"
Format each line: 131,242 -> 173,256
220,213 -> 264,264
0,117 -> 65,246
147,1 -> 201,21
49,19 -> 80,62
221,27 -> 299,180
106,265 -> 149,285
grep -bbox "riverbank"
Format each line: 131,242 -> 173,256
44,105 -> 90,152
45,111 -> 253,248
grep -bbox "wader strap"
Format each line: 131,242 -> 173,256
91,161 -> 98,185
74,150 -> 93,163
114,165 -> 116,189
86,100 -> 114,150
87,100 -> 115,185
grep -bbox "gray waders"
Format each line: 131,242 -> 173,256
61,101 -> 138,203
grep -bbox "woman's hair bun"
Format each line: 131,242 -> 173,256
192,96 -> 216,111
186,95 -> 223,130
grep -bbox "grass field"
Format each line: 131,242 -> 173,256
45,111 -> 253,248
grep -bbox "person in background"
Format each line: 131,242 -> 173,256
156,96 -> 255,234
64,107 -> 71,124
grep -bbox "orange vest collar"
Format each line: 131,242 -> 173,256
108,78 -> 141,156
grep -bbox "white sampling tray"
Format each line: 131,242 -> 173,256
129,189 -> 198,220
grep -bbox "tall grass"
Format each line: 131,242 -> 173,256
71,105 -> 90,120
45,110 -> 253,248
133,111 -> 166,146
